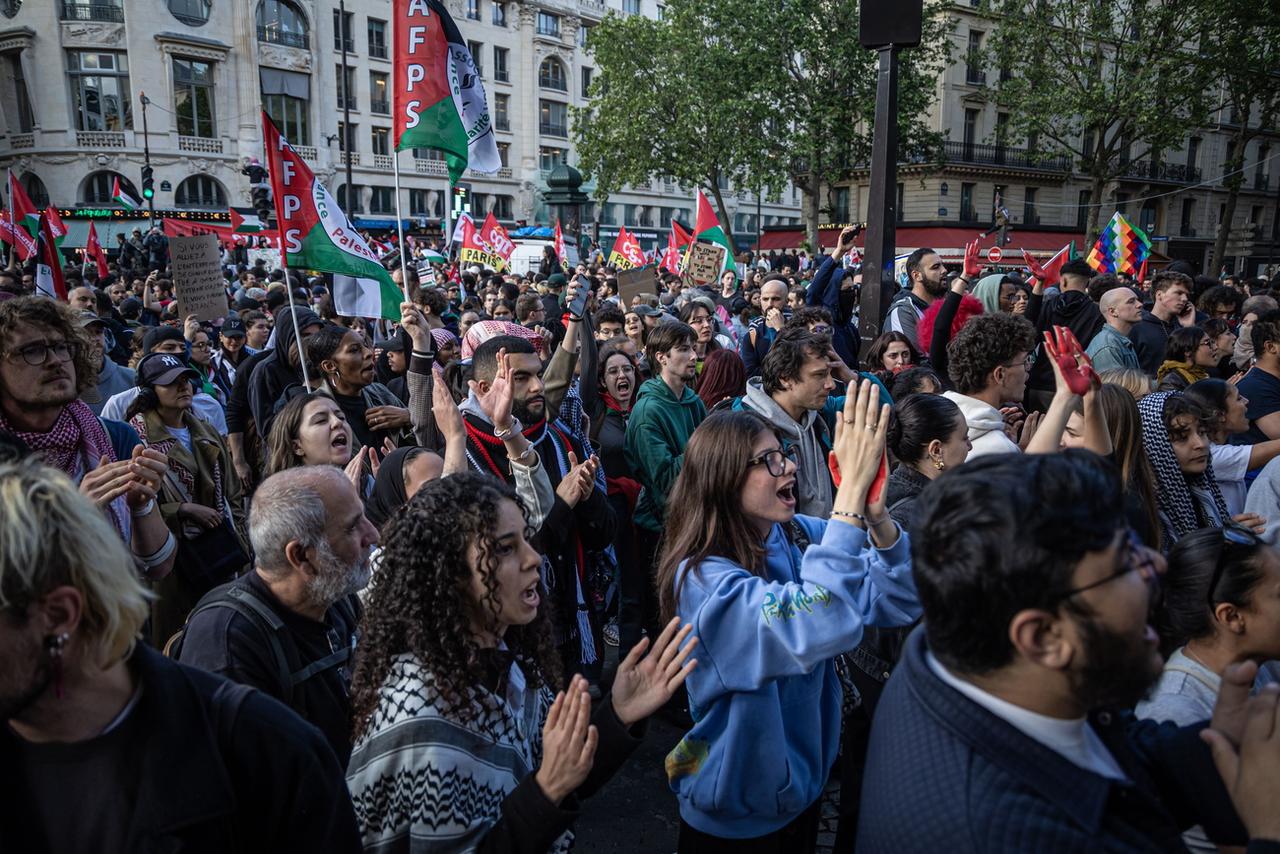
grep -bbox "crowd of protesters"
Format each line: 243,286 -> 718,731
4,219 -> 1280,854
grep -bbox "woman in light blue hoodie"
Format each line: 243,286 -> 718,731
655,380 -> 922,851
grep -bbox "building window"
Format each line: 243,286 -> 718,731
371,126 -> 389,156
83,171 -> 132,204
175,175 -> 226,209
965,30 -> 984,85
4,54 -> 32,133
578,23 -> 590,47
336,64 -> 356,109
497,142 -> 509,167
832,187 -> 849,223
338,184 -> 363,213
539,57 -> 566,91
995,112 -> 1009,149
337,121 -> 357,152
168,0 -> 210,26
1187,137 -> 1200,169
494,93 -> 509,130
466,0 -> 480,19
959,182 -> 976,222
368,18 -> 387,58
494,195 -> 513,219
67,51 -> 132,131
539,146 -> 567,171
333,9 -> 354,52
414,147 -> 445,161
539,100 -> 568,137
1077,190 -> 1091,229
581,66 -> 592,98
467,41 -> 484,75
173,58 -> 216,138
257,0 -> 309,49
492,2 -> 506,26
369,71 -> 389,113
19,172 -> 48,208
493,47 -> 509,82
61,0 -> 123,22
263,93 -> 309,144
370,186 -> 394,214
409,188 -> 428,216
1024,187 -> 1039,224
537,11 -> 559,36
623,0 -> 640,13
962,108 -> 978,150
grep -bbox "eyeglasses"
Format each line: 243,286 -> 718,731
811,324 -> 832,334
1002,353 -> 1034,371
746,445 -> 798,477
1207,524 -> 1260,606
7,340 -> 81,366
1047,529 -> 1159,606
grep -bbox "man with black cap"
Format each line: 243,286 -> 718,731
211,316 -> 250,398
1024,257 -> 1104,412
77,310 -> 135,415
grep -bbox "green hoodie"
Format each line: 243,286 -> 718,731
624,376 -> 707,532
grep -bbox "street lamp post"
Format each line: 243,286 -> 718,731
140,92 -> 154,221
340,0 -> 353,203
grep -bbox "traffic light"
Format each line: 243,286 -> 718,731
141,165 -> 154,200
252,185 -> 273,224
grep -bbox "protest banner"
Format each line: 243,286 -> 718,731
684,242 -> 725,286
170,233 -> 228,321
617,265 -> 661,308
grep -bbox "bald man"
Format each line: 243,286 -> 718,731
67,286 -> 98,314
1085,286 -> 1143,373
739,276 -> 791,376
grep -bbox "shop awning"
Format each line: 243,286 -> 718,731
756,225 -> 1084,259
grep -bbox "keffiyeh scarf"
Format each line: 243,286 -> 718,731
1138,391 -> 1229,548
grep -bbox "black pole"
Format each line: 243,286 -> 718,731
140,92 -> 154,221
340,0 -> 353,203
857,45 -> 899,356
756,187 -> 762,258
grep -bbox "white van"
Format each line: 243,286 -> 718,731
506,240 -> 555,276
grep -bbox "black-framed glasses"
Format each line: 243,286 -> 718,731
746,445 -> 798,477
7,340 -> 80,367
1047,529 -> 1159,606
1207,524 -> 1260,606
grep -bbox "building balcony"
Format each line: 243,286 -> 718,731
61,2 -> 124,22
10,133 -> 33,150
77,131 -> 126,148
1115,159 -> 1200,184
372,154 -> 393,170
337,96 -> 357,111
370,99 -> 389,115
295,145 -> 317,161
943,141 -> 1071,172
1256,173 -> 1270,191
965,68 -> 986,86
540,123 -> 569,138
257,25 -> 309,50
178,135 -> 223,154
334,38 -> 355,54
340,152 -> 360,167
415,158 -> 448,176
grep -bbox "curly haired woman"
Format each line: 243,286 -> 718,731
347,472 -> 697,852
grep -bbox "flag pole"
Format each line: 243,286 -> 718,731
390,151 -> 411,304
277,253 -> 311,388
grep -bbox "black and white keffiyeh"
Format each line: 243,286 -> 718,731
1138,391 -> 1229,548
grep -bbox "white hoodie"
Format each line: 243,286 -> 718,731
942,391 -> 1021,459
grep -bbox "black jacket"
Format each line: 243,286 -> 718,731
1027,289 -> 1104,392
0,644 -> 360,853
857,628 -> 1252,853
1130,310 -> 1176,377
247,306 -> 321,436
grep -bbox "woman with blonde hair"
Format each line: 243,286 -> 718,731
1099,367 -> 1154,400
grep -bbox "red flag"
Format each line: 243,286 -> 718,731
44,205 -> 67,243
608,227 -> 644,270
34,211 -> 67,301
671,220 -> 693,248
478,212 -> 515,269
85,221 -> 109,279
661,230 -> 682,274
458,216 -> 502,269
553,220 -> 568,270
0,208 -> 36,260
1137,256 -> 1149,285
7,170 -> 38,240
1038,241 -> 1075,288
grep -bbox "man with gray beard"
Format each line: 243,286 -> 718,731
175,465 -> 379,765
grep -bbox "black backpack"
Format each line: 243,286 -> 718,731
165,581 -> 357,708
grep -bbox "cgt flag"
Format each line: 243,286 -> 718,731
458,215 -> 504,270
261,111 -> 403,321
608,226 -> 644,270
393,0 -> 501,184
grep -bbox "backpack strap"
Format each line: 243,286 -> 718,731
208,678 -> 256,749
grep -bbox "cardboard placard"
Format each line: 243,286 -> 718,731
617,265 -> 661,309
685,242 -> 725,286
170,233 -> 228,321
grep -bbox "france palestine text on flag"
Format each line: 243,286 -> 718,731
7,170 -> 39,239
393,0 -> 501,184
261,111 -> 402,321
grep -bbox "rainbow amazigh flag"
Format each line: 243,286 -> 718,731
1086,212 -> 1151,276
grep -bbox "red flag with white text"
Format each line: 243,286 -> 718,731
608,227 -> 644,270
34,211 -> 67,301
85,221 -> 109,279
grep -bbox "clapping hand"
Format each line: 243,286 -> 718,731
125,446 -> 167,509
555,450 -> 600,508
830,379 -> 891,502
611,617 -> 699,727
535,675 -> 598,806
1202,673 -> 1280,843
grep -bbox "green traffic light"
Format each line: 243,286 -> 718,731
143,188 -> 154,199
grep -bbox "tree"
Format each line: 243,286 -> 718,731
572,9 -> 781,246
1201,2 -> 1280,273
984,0 -> 1215,242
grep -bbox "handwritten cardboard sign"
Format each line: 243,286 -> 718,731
685,242 -> 725,286
617,265 -> 661,309
170,233 -> 227,321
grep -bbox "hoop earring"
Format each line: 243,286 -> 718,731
46,632 -> 70,699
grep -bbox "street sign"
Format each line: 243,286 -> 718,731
987,246 -> 1003,263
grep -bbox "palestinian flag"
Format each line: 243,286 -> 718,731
392,0 -> 501,184
261,111 -> 402,321
690,190 -> 734,274
84,221 -> 109,279
7,170 -> 38,239
419,248 -> 447,263
0,209 -> 36,261
34,210 -> 67,301
229,208 -> 263,233
112,176 -> 139,211
670,219 -> 693,249
44,205 -> 67,246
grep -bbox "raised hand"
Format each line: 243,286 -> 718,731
1045,326 -> 1098,397
469,348 -> 515,432
432,385 -> 465,445
1201,673 -> 1280,842
399,301 -> 431,352
611,617 -> 698,726
962,239 -> 982,280
535,675 -> 598,805
1021,249 -> 1048,284
831,379 -> 891,500
79,455 -> 135,508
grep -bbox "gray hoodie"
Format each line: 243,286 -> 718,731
740,377 -> 833,518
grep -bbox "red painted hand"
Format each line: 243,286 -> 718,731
1045,326 -> 1098,396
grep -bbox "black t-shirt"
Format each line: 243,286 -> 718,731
331,389 -> 384,450
1235,367 -> 1280,445
175,571 -> 360,765
15,685 -> 145,854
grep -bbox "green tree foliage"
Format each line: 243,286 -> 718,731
983,0 -> 1215,241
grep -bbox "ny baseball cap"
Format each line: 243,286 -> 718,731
137,352 -> 198,388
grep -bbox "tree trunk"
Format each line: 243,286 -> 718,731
806,174 -> 822,253
708,180 -> 735,250
1085,171 -> 1108,246
1209,127 -> 1248,274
